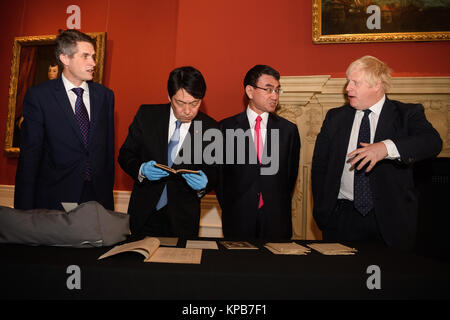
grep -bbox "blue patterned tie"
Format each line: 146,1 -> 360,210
72,87 -> 92,181
354,109 -> 373,215
156,120 -> 182,210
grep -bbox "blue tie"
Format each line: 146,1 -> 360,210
72,87 -> 92,181
354,109 -> 373,215
156,120 -> 182,210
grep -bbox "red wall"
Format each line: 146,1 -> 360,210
1,0 -> 449,192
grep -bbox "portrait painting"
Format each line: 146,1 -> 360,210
4,32 -> 106,156
313,0 -> 450,43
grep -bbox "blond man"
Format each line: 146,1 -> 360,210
311,56 -> 442,251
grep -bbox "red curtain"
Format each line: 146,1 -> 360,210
15,45 -> 37,123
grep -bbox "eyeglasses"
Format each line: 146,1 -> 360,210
252,86 -> 283,95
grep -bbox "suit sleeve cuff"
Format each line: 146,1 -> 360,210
138,164 -> 145,182
382,139 -> 401,160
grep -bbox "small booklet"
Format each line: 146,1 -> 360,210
307,243 -> 357,255
220,241 -> 258,250
154,163 -> 200,175
264,242 -> 311,255
98,237 -> 202,264
186,240 -> 218,250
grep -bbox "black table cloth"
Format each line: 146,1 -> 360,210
1,237 -> 449,300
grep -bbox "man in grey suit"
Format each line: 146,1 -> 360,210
311,55 -> 442,251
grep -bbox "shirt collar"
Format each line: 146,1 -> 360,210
62,73 -> 88,94
364,94 -> 385,116
246,106 -> 269,128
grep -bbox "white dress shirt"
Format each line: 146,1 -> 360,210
139,107 -> 192,181
338,95 -> 400,200
61,73 -> 91,119
246,106 -> 268,146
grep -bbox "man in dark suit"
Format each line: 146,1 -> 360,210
14,29 -> 115,211
218,65 -> 300,240
118,66 -> 218,237
311,55 -> 442,251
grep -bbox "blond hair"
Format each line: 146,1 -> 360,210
346,55 -> 392,92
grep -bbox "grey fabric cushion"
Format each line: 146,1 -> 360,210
0,201 -> 130,248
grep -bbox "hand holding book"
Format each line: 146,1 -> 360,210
182,170 -> 207,191
141,160 -> 169,181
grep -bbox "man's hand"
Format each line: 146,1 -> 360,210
182,170 -> 208,191
141,160 -> 169,181
348,142 -> 388,172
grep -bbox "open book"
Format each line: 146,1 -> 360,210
154,163 -> 200,175
98,237 -> 202,264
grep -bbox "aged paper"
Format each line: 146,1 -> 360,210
146,247 -> 202,264
264,242 -> 311,255
186,240 -> 218,250
98,237 -> 202,264
307,243 -> 357,255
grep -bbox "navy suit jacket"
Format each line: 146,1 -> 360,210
14,78 -> 115,211
311,98 -> 442,250
218,111 -> 300,240
118,104 -> 219,237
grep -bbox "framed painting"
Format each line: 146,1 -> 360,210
3,32 -> 106,157
313,0 -> 450,43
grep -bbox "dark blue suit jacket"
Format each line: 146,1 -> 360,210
118,104 -> 219,236
311,98 -> 442,250
218,112 -> 300,240
14,78 -> 115,211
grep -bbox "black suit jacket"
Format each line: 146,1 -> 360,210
118,104 -> 219,237
218,111 -> 300,240
311,98 -> 442,250
14,78 -> 115,211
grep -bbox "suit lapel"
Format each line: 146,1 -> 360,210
174,111 -> 204,167
236,112 -> 258,164
159,104 -> 171,165
53,78 -> 85,148
87,82 -> 101,147
263,113 -> 279,165
338,105 -> 356,163
374,98 -> 396,142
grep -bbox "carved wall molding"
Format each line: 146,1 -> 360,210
278,75 -> 450,240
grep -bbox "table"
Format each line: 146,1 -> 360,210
1,237 -> 449,301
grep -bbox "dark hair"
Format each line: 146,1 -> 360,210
167,66 -> 206,99
243,65 -> 280,89
55,29 -> 95,67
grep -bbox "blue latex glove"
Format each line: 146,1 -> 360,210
141,160 -> 169,181
182,170 -> 208,191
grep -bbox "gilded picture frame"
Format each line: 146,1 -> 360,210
313,0 -> 450,44
4,32 -> 106,157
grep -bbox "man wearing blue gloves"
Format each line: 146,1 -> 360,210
118,66 -> 218,237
